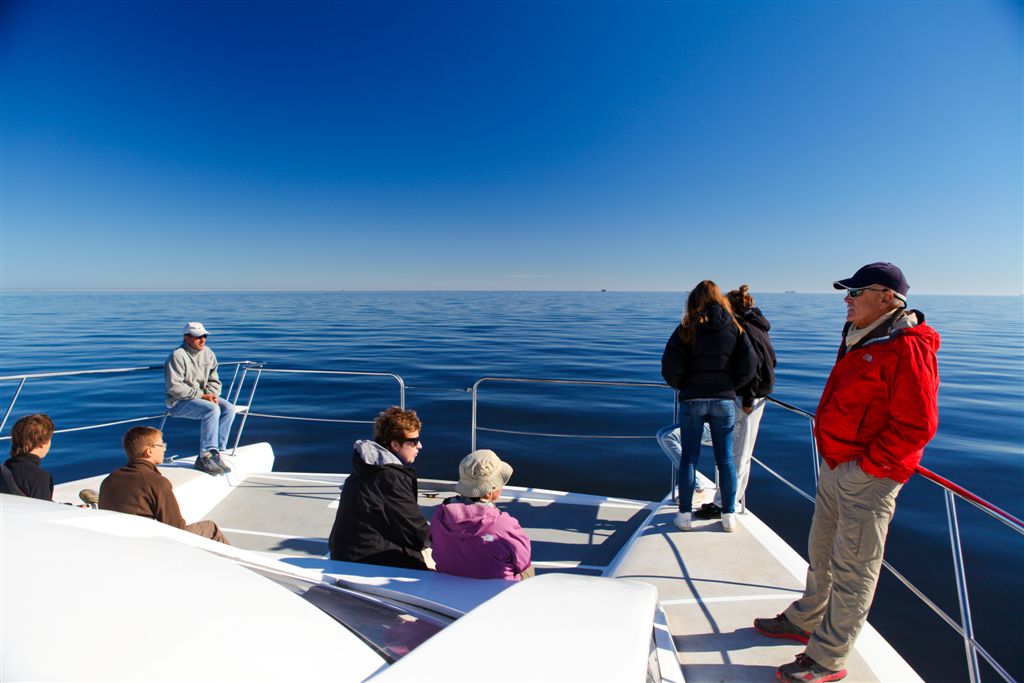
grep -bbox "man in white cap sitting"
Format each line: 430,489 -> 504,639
430,449 -> 534,581
164,322 -> 236,475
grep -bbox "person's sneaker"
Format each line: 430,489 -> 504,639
673,511 -> 692,531
194,452 -> 225,476
695,502 -> 722,520
754,613 -> 811,644
210,449 -> 232,474
776,653 -> 847,682
721,512 -> 737,532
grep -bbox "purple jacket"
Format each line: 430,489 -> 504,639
429,498 -> 532,581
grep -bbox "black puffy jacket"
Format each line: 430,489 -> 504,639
736,307 -> 777,406
328,440 -> 430,570
661,303 -> 757,400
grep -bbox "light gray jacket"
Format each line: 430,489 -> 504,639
164,344 -> 222,408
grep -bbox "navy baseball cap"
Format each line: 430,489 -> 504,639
833,262 -> 909,302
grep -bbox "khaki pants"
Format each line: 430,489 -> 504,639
784,459 -> 901,670
185,520 -> 230,545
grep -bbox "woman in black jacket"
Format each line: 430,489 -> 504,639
328,407 -> 430,569
661,280 -> 756,532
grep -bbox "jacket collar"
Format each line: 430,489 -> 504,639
840,308 -> 923,357
353,439 -> 407,468
180,342 -> 203,356
10,453 -> 42,466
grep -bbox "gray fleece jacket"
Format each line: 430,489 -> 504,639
164,343 -> 222,408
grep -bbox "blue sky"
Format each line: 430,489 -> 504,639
2,0 -> 1021,294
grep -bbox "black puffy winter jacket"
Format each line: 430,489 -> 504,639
328,440 -> 430,569
661,303 -> 757,401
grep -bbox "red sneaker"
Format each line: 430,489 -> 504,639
754,613 -> 811,644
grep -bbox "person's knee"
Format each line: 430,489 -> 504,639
175,399 -> 215,419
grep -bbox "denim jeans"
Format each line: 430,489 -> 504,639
679,399 -> 737,513
169,397 -> 237,453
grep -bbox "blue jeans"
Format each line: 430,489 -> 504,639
169,397 -> 237,453
679,399 -> 737,514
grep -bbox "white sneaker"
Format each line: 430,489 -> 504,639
673,512 -> 692,531
722,513 -> 737,532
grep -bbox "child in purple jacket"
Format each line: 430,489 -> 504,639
430,450 -> 534,581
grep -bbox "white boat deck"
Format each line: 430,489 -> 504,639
613,504 -> 919,682
192,466 -> 919,683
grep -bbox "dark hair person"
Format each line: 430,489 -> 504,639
692,284 -> 777,520
661,280 -> 757,532
1,414 -> 56,500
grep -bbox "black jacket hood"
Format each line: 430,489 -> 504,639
741,307 -> 771,334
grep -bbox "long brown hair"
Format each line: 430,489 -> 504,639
680,280 -> 743,345
726,284 -> 755,314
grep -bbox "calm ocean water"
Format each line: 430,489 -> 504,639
1,290 -> 1021,681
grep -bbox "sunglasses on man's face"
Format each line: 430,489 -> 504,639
846,287 -> 887,298
401,437 -> 422,446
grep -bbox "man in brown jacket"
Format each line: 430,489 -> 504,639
99,426 -> 228,544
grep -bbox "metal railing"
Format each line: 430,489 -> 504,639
0,362 -> 260,441
224,367 -> 406,452
0,364 -> 405,455
469,376 -> 671,452
2,365 -> 1018,681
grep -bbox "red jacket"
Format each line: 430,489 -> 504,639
815,312 -> 940,483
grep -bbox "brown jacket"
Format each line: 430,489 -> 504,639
99,460 -> 186,529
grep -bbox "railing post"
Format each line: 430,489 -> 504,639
226,363 -> 242,402
470,380 -> 480,452
230,367 -> 262,454
809,416 -> 820,490
0,378 -> 28,433
945,489 -> 981,683
672,396 -> 679,504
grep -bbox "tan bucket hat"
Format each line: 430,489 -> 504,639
454,449 -> 513,498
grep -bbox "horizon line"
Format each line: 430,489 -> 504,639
1,288 -> 1021,296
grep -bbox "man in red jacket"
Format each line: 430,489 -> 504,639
755,262 -> 940,683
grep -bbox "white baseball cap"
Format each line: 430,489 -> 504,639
182,322 -> 210,337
